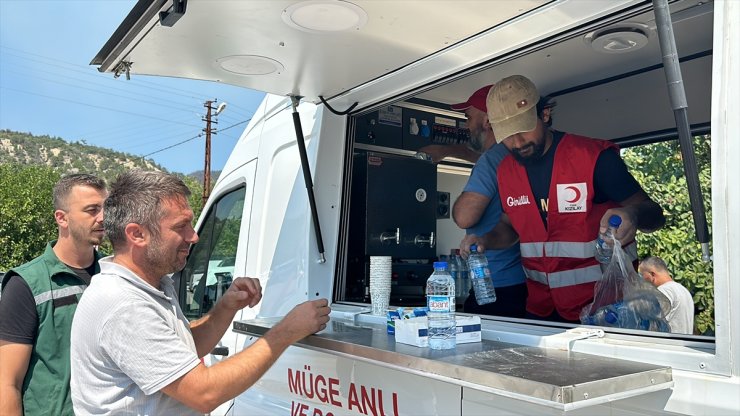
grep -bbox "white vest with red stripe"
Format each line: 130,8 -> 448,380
497,133 -> 637,321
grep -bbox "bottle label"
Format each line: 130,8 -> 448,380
428,295 -> 452,313
470,267 -> 490,280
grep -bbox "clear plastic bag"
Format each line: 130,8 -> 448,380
580,239 -> 671,332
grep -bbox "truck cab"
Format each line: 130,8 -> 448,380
93,0 -> 739,414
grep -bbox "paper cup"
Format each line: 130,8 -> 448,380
369,256 -> 392,315
370,288 -> 391,315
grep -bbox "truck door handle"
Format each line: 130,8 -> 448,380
210,346 -> 229,356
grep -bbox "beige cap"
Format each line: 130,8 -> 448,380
486,75 -> 539,143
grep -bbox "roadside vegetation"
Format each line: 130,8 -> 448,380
624,135 -> 714,334
0,130 -> 205,271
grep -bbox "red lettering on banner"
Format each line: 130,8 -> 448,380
360,386 -> 377,415
288,369 -> 302,395
315,375 -> 327,402
291,401 -> 310,416
303,371 -> 315,399
378,389 -> 385,416
289,366 -> 398,415
377,389 -> 399,416
328,377 -> 342,407
348,383 -> 361,412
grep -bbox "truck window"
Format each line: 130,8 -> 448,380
181,186 -> 246,320
340,100 -> 714,338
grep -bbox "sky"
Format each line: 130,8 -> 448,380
0,0 -> 266,174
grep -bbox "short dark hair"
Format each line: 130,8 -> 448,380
537,96 -> 557,127
104,170 -> 191,248
52,173 -> 107,210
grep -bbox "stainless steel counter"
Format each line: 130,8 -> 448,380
233,316 -> 672,409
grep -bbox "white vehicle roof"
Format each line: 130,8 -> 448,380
92,0 -> 712,140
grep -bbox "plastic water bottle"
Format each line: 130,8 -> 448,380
624,291 -> 671,332
586,300 -> 670,331
595,215 -> 622,264
622,292 -> 662,318
452,250 -> 468,304
426,261 -> 456,350
587,302 -> 652,330
648,319 -> 671,333
457,250 -> 471,297
448,250 -> 459,295
614,304 -> 651,330
584,305 -> 620,326
466,245 -> 496,305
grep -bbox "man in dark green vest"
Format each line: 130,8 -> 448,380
0,173 -> 107,415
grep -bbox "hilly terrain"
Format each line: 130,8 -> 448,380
0,129 -> 211,270
0,129 -> 221,184
0,129 -> 166,181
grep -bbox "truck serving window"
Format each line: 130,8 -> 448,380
181,186 -> 246,320
332,0 -> 715,341
340,105 -> 713,340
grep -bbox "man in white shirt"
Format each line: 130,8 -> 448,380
638,256 -> 694,334
70,170 -> 331,415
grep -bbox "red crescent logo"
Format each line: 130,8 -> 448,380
565,186 -> 581,203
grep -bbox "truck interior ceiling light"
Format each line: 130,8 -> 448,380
584,24 -> 650,54
216,55 -> 284,76
282,0 -> 367,33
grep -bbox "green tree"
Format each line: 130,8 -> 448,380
0,164 -> 60,270
0,130 -> 216,275
623,135 -> 714,334
181,174 -> 204,223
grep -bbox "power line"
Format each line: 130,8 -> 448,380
2,67 -> 206,116
0,45 -> 206,101
77,118 -> 189,142
141,118 -> 251,158
0,58 -> 200,111
0,86 -> 203,128
218,119 -> 251,133
141,133 -> 204,158
113,127 -> 202,152
0,61 -> 248,126
0,72 -> 246,147
1,49 -> 254,127
0,45 -> 262,115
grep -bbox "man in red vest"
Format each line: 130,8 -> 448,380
455,75 -> 665,323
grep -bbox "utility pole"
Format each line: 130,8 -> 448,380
202,100 -> 215,207
201,99 -> 226,208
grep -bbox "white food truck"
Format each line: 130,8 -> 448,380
93,0 -> 739,414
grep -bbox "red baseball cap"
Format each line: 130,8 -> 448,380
449,84 -> 493,113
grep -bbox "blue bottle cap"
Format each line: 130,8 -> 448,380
470,244 -> 478,251
434,261 -> 447,268
608,215 -> 622,227
604,309 -> 619,324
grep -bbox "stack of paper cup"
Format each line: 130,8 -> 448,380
369,256 -> 392,315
